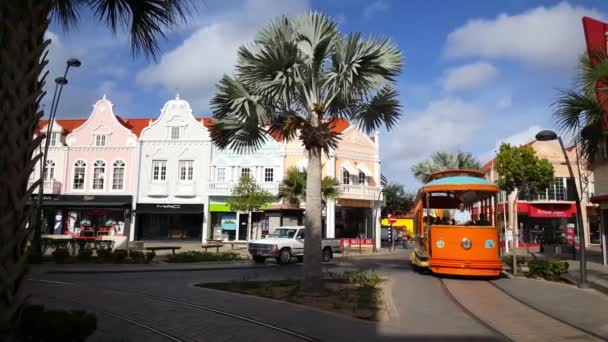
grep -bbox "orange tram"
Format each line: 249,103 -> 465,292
409,169 -> 502,277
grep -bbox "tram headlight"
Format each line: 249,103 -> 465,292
461,238 -> 472,250
436,239 -> 445,248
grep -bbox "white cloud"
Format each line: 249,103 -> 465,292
444,2 -> 604,69
136,0 -> 309,110
363,0 -> 389,20
497,95 -> 512,110
441,62 -> 498,92
478,125 -> 543,163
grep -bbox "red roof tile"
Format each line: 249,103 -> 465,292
122,118 -> 154,137
328,118 -> 350,133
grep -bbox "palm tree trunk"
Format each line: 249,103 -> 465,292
303,144 -> 323,292
0,0 -> 51,336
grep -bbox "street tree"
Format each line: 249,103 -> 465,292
1,0 -> 192,336
381,183 -> 415,217
494,143 -> 554,274
278,167 -> 340,207
227,175 -> 275,240
209,12 -> 403,291
412,151 -> 481,182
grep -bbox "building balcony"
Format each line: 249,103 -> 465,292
148,182 -> 169,197
208,181 -> 280,196
338,184 -> 383,201
28,180 -> 62,195
175,181 -> 197,197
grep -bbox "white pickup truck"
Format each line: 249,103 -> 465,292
248,226 -> 342,264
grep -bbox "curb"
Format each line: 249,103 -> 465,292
561,274 -> 608,296
39,262 -> 275,274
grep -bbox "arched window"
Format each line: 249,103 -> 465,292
93,160 -> 106,190
112,160 -> 126,190
73,160 -> 86,190
342,170 -> 350,185
44,160 -> 55,180
358,171 -> 366,185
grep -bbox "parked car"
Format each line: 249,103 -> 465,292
248,226 -> 342,264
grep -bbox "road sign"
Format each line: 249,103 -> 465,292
388,215 -> 397,224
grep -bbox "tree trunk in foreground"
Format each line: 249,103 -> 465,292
0,0 -> 50,336
303,145 -> 323,292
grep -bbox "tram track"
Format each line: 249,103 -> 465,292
29,278 -> 321,342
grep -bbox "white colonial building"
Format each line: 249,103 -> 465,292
134,96 -> 211,241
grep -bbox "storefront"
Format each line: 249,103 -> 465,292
135,203 -> 204,240
335,199 -> 373,239
38,195 -> 132,237
516,203 -> 577,244
208,202 -> 269,241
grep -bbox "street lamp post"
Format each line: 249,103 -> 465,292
371,188 -> 384,252
32,58 -> 81,261
536,130 -> 588,288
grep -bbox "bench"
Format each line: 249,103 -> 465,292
201,243 -> 224,253
145,246 -> 182,255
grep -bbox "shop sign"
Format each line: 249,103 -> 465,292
136,203 -> 204,214
527,204 -> 576,218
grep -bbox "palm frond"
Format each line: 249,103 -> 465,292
51,0 -> 84,28
292,12 -> 338,72
321,176 -> 340,200
350,85 -> 401,134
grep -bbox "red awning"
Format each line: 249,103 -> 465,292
517,202 -> 577,218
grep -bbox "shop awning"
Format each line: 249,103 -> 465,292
342,162 -> 358,174
135,203 -> 204,214
357,165 -> 372,176
39,195 -> 132,207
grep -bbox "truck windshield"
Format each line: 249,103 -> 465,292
270,229 -> 297,238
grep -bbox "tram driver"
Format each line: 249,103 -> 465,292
454,202 -> 472,226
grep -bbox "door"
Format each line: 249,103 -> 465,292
293,229 -> 305,255
238,213 -> 249,241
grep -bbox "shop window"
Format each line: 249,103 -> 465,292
358,171 -> 366,185
179,160 -> 194,181
95,134 -> 107,147
152,160 -> 167,181
171,126 -> 180,140
264,168 -> 274,182
216,168 -> 226,182
93,160 -> 106,190
343,170 -> 350,185
241,167 -> 251,179
43,160 -> 55,180
112,160 -> 125,190
73,160 -> 86,190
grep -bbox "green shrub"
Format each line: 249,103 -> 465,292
112,249 -> 128,263
146,251 -> 156,263
344,270 -> 383,288
502,255 -> 527,267
527,259 -> 569,281
16,304 -> 97,342
52,248 -> 70,264
77,249 -> 93,261
129,250 -> 145,263
97,249 -> 111,259
167,251 -> 242,263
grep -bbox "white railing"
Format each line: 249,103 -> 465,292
28,180 -> 62,194
209,181 -> 280,195
339,184 -> 383,200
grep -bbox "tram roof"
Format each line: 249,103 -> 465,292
421,175 -> 499,193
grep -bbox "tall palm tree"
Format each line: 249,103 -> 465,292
411,151 -> 481,182
554,51 -> 608,164
209,12 -> 402,291
278,167 -> 339,207
1,0 -> 191,336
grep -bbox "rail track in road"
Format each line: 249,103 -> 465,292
439,277 -> 607,342
29,279 -> 322,342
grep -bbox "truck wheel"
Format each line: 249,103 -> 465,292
322,247 -> 333,262
253,256 -> 266,264
277,248 -> 292,265
296,256 -> 303,263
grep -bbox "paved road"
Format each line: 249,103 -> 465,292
25,249 -> 608,341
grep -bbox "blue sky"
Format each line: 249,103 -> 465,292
45,0 -> 608,190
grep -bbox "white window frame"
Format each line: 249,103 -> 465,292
358,171 -> 366,185
241,167 -> 251,179
216,167 -> 226,182
47,132 -> 59,146
112,160 -> 126,190
44,160 -> 55,180
152,160 -> 167,182
264,168 -> 274,182
179,160 -> 194,182
92,160 -> 106,190
95,134 -> 108,147
73,160 -> 86,191
171,126 -> 180,140
343,170 -> 350,185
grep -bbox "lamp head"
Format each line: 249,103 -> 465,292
535,130 -> 558,142
55,77 -> 68,85
67,58 -> 81,68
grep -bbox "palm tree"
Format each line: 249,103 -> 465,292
278,167 -> 339,207
1,0 -> 191,336
554,51 -> 608,164
209,12 -> 402,291
411,151 -> 481,182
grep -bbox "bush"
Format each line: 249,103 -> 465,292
146,251 -> 156,263
527,259 -> 569,281
16,304 -> 97,342
344,270 -> 383,288
502,255 -> 527,267
77,249 -> 93,261
52,248 -> 70,264
97,249 -> 111,259
112,249 -> 128,263
167,251 -> 242,263
129,250 -> 145,263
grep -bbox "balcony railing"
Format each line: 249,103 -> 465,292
339,184 -> 383,201
28,180 -> 61,194
208,181 -> 279,195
